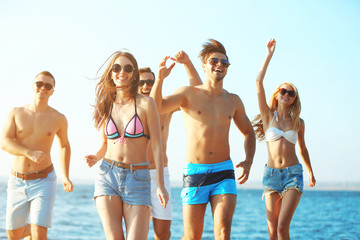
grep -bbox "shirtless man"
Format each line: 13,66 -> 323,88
151,40 -> 256,240
138,51 -> 201,240
0,71 -> 73,240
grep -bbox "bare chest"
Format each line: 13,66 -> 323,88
15,112 -> 59,141
186,95 -> 235,122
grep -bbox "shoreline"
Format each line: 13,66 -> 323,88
1,177 -> 359,192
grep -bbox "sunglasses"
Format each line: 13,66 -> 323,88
279,88 -> 295,97
139,79 -> 155,87
112,64 -> 134,73
208,58 -> 231,68
35,81 -> 54,90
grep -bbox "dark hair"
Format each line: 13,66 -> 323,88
139,67 -> 155,79
199,39 -> 228,64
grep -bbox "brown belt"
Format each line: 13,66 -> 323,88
103,158 -> 149,171
11,164 -> 54,180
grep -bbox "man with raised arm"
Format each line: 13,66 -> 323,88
151,40 -> 256,240
1,71 -> 73,240
138,51 -> 202,240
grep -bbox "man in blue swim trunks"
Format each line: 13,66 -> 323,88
138,51 -> 202,240
1,71 -> 73,240
151,40 -> 256,240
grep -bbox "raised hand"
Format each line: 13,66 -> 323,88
170,50 -> 190,64
158,56 -> 176,81
84,154 -> 99,168
267,38 -> 276,56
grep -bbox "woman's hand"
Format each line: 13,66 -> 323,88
267,38 -> 276,56
84,155 -> 99,168
157,185 -> 169,209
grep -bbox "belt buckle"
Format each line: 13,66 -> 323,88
119,162 -> 125,169
16,171 -> 25,180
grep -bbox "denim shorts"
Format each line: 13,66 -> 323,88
150,167 -> 173,220
94,159 -> 151,206
6,170 -> 57,230
181,160 -> 237,205
262,163 -> 303,198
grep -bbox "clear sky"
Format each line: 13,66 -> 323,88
0,0 -> 359,187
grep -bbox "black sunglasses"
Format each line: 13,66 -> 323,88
208,58 -> 231,68
139,79 -> 155,87
35,81 -> 54,90
112,64 -> 134,73
279,88 -> 295,97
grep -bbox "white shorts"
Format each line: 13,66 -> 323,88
150,167 -> 173,220
6,170 -> 57,230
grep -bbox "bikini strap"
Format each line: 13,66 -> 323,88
134,96 -> 137,114
269,111 -> 279,127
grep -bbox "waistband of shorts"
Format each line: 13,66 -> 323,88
264,163 -> 302,172
150,166 -> 169,175
103,158 -> 149,171
11,164 -> 54,180
183,159 -> 233,175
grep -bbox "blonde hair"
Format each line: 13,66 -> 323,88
252,82 -> 301,140
93,51 -> 139,129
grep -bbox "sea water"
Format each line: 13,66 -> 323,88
0,181 -> 359,239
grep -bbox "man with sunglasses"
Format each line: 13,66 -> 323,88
1,71 -> 73,240
138,51 -> 202,240
151,40 -> 256,240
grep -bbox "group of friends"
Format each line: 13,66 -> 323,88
1,38 -> 316,240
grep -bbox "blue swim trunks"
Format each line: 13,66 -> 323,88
181,160 -> 237,205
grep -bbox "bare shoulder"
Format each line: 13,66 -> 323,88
48,107 -> 67,123
299,118 -> 305,128
136,94 -> 156,110
226,90 -> 244,106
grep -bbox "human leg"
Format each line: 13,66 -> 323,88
264,192 -> 282,240
210,194 -> 236,240
153,218 -> 171,240
30,224 -> 47,240
6,175 -> 32,240
123,203 -> 150,240
182,204 -> 207,240
96,196 -> 125,240
150,167 -> 172,240
6,223 -> 31,240
277,189 -> 301,240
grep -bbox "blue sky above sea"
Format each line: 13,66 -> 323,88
0,0 -> 359,188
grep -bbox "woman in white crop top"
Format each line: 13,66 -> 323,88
252,39 -> 316,240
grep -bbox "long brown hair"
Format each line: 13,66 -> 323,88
93,51 -> 139,129
252,82 -> 301,140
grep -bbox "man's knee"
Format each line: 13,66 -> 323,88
31,224 -> 48,240
214,227 -> 231,240
7,224 -> 32,240
154,230 -> 171,240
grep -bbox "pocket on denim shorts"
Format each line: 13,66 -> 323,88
134,169 -> 150,182
98,161 -> 110,175
289,165 -> 303,175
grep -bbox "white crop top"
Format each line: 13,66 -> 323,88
265,111 -> 298,144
